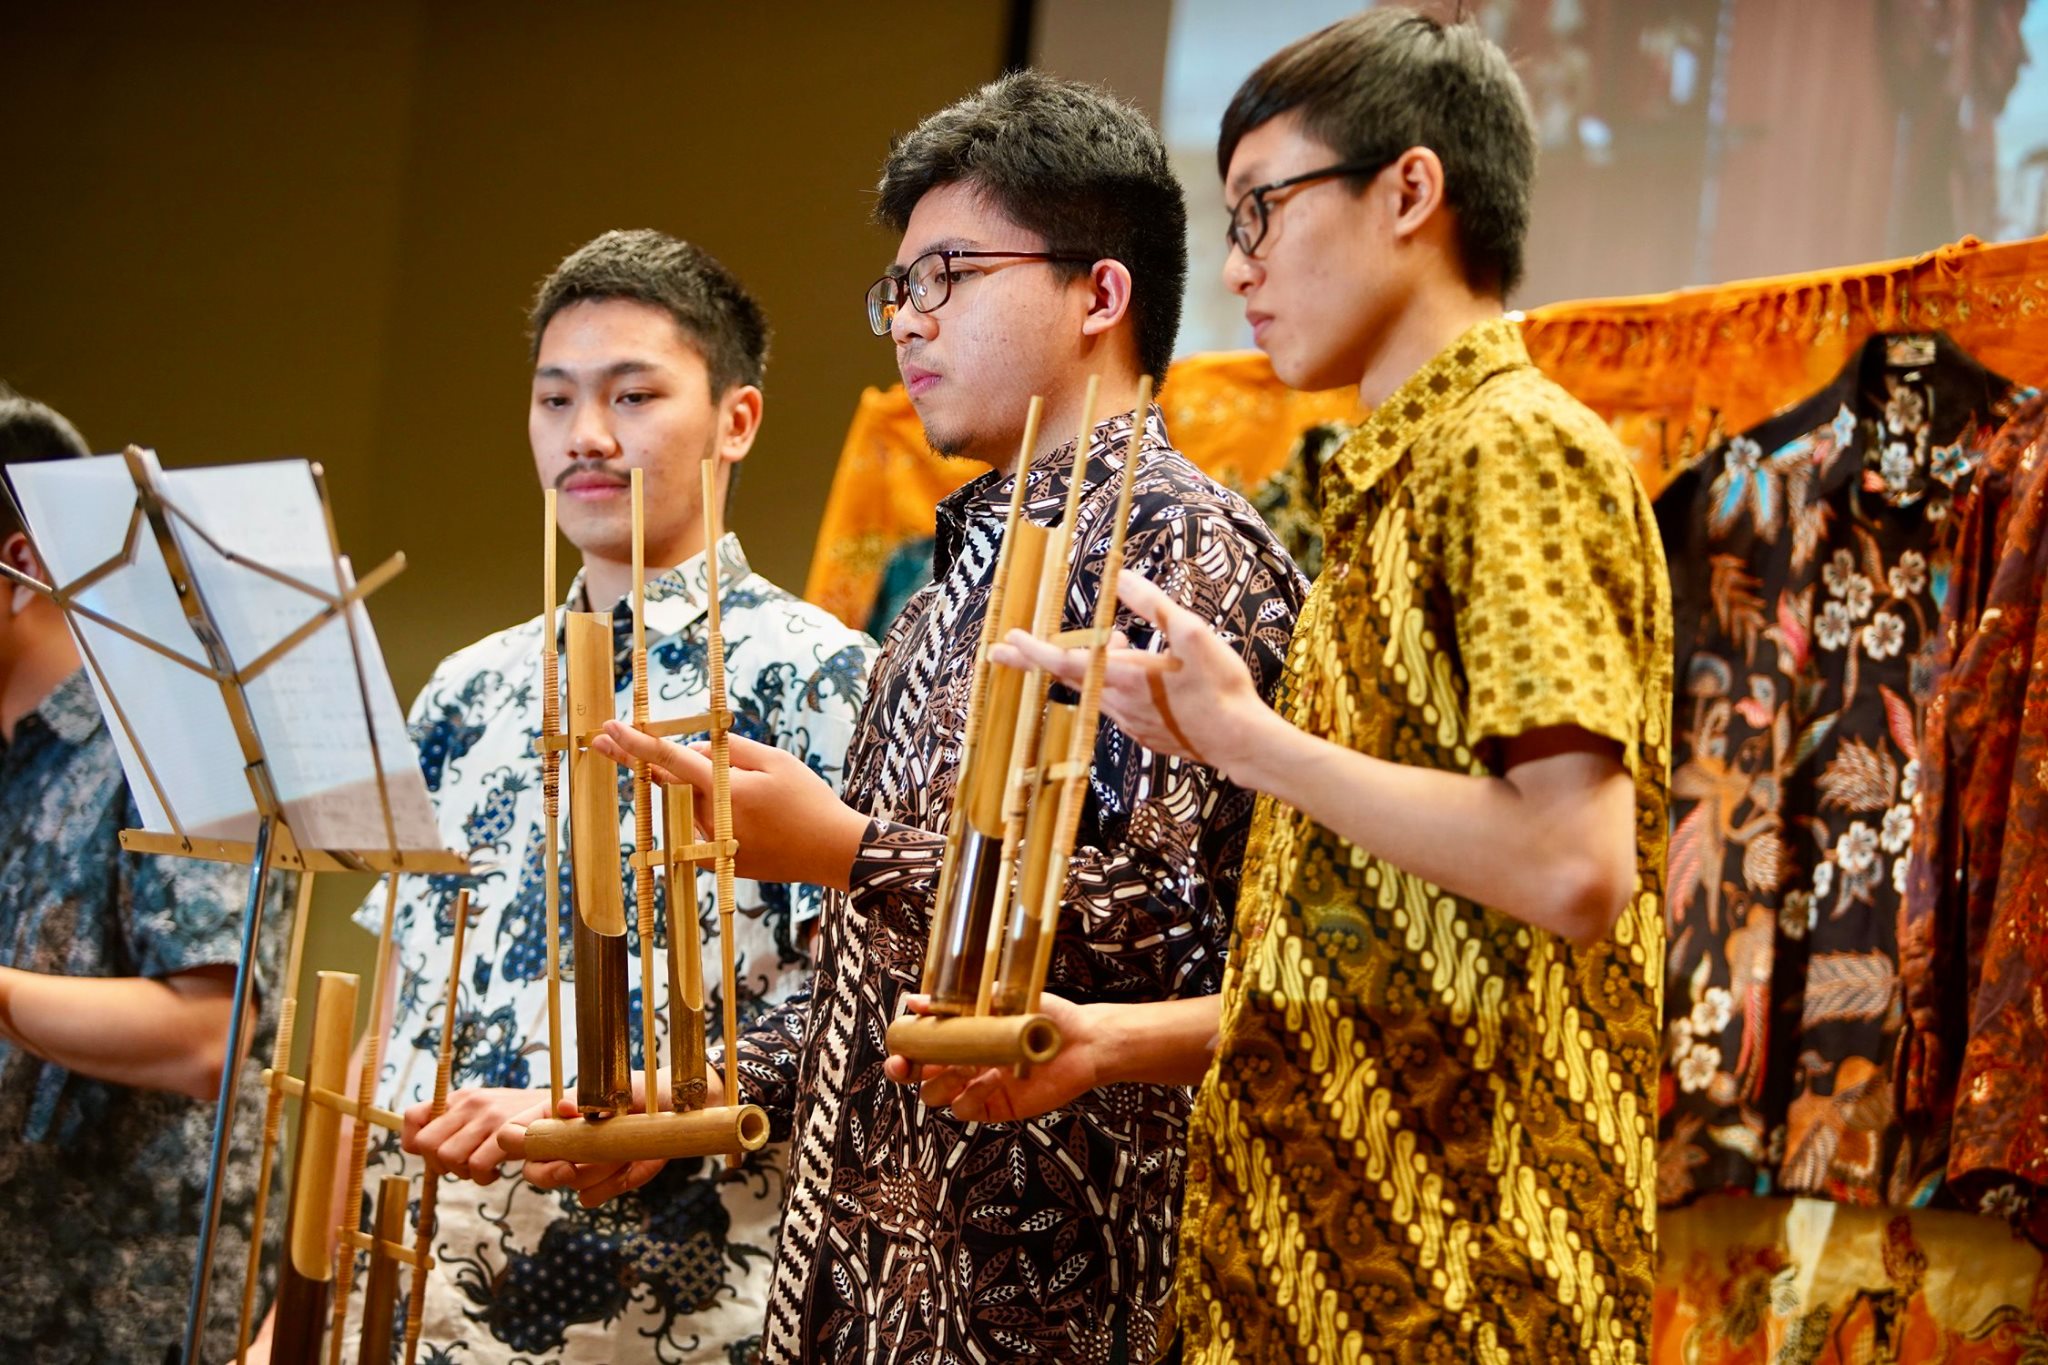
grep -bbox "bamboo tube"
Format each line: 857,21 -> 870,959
327,873 -> 401,1365
290,971 -> 359,1280
884,1012 -> 1062,1068
925,523 -> 1051,1014
541,488 -> 565,1113
663,783 -> 707,1111
628,470 -> 663,1113
973,378 -> 1101,1018
992,703 -> 1077,1014
566,611 -> 632,1118
566,613 -> 627,939
700,459 -> 741,1166
356,1176 -> 410,1365
401,889 -> 469,1365
921,396 -> 1045,995
521,1104 -> 770,1162
1023,378 -> 1153,1015
236,870 -> 318,1362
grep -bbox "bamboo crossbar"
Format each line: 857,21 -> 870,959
260,1069 -> 402,1132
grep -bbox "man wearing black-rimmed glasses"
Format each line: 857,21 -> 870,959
548,72 -> 1305,1363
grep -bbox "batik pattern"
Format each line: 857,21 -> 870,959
741,407 -> 1307,1364
0,670 -> 283,1364
1178,320 -> 1673,1364
352,535 -> 874,1364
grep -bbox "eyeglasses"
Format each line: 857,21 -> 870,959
865,249 -> 1098,335
1226,155 -> 1396,258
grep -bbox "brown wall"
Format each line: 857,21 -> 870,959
4,1 -> 1007,1041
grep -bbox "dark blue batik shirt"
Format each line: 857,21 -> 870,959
0,668 -> 280,1363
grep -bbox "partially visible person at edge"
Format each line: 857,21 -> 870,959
894,12 -> 1673,1365
513,73 -> 1308,1363
0,386 -> 284,1363
249,230 -> 877,1364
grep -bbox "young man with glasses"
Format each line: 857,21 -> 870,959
556,72 -> 1306,1363
907,12 -> 1672,1363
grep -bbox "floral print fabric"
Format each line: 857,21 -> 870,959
1899,391 -> 2048,1243
350,535 -> 874,1364
1657,332 -> 2021,1210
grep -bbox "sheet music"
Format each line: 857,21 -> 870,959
8,452 -> 257,838
8,452 -> 443,854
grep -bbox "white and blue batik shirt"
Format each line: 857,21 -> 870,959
352,533 -> 874,1364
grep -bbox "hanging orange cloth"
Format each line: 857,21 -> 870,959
1523,233 -> 2048,500
806,234 -> 2048,630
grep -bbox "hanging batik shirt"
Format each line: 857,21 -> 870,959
1900,390 -> 2048,1242
0,669 -> 282,1364
1178,319 -> 1674,1364
350,534 -> 874,1364
734,406 -> 1307,1364
1657,332 -> 2021,1211
1662,335 -> 2015,1211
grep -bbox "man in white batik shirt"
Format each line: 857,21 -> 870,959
294,231 -> 873,1365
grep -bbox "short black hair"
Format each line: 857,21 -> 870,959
877,70 -> 1188,382
529,229 -> 770,396
1218,7 -> 1536,297
0,384 -> 91,542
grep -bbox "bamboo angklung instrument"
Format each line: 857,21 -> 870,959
522,459 -> 767,1163
886,375 -> 1152,1071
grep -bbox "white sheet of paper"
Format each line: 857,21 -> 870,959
9,452 -> 257,838
9,452 -> 443,855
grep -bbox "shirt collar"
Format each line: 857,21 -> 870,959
933,403 -> 1167,576
32,668 -> 103,746
1334,317 -> 1531,492
563,532 -> 752,639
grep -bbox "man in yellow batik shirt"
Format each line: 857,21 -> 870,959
890,10 -> 1672,1363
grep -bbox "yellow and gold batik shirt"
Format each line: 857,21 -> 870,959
1177,319 -> 1673,1364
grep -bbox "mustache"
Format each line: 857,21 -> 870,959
554,461 -> 631,491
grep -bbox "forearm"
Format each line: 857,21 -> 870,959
1230,712 -> 1632,946
1087,993 -> 1222,1089
0,965 -> 237,1100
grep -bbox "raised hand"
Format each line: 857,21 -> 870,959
589,723 -> 869,891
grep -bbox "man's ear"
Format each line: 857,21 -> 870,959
1078,259 -> 1136,341
717,385 -> 764,466
1387,146 -> 1449,245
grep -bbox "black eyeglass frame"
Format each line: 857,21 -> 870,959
1226,155 -> 1398,258
866,249 -> 1100,335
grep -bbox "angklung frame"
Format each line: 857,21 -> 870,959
886,374 -> 1152,1073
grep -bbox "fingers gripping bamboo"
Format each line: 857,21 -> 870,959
400,889 -> 469,1365
236,870 -> 317,1362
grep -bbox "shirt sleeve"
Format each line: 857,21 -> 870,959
780,636 -> 880,928
724,978 -> 811,1140
1440,392 -> 1660,773
845,499 -> 1305,1005
119,797 -> 284,988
